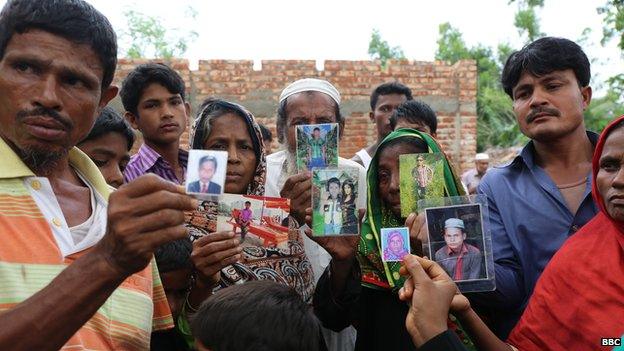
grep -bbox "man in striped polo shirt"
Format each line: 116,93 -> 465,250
0,1 -> 196,350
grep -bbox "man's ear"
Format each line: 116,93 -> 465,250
338,119 -> 345,141
369,111 -> 375,122
581,85 -> 592,110
184,101 -> 191,118
94,85 -> 119,117
99,85 -> 118,108
125,111 -> 140,130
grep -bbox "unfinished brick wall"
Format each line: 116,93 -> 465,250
111,58 -> 477,172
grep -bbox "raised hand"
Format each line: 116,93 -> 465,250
280,172 -> 312,226
94,174 -> 197,277
191,231 -> 242,289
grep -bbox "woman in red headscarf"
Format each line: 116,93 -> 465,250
397,116 -> 624,351
505,115 -> 624,349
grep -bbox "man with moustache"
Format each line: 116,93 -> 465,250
471,37 -> 599,338
0,0 -> 196,349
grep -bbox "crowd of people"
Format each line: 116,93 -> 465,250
0,0 -> 622,350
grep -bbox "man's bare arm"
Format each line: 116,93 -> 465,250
0,175 -> 196,350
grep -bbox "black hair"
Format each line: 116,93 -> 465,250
326,177 -> 341,192
244,201 -> 251,205
342,178 -> 356,197
389,100 -> 438,134
258,123 -> 273,143
120,63 -> 186,116
198,155 -> 217,171
80,106 -> 135,151
154,238 -> 192,273
370,82 -> 413,110
0,0 -> 117,89
191,280 -> 324,351
313,127 -> 321,132
276,91 -> 342,144
378,136 -> 428,157
501,37 -> 590,98
192,98 -> 262,166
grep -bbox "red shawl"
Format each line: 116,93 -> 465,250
508,117 -> 624,350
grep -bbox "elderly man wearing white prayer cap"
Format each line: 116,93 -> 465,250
461,152 -> 490,195
264,78 -> 365,351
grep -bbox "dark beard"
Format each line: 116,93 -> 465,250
11,106 -> 74,175
16,146 -> 67,176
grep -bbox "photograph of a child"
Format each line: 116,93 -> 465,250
311,168 -> 359,236
186,194 -> 291,248
186,150 -> 228,195
219,194 -> 290,248
381,227 -> 410,262
425,204 -> 487,282
399,153 -> 445,217
296,123 -> 338,171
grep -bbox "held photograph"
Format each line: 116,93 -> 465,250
295,123 -> 339,171
186,150 -> 228,195
424,203 -> 488,282
311,167 -> 359,236
399,153 -> 445,217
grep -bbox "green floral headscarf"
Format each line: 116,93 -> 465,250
358,128 -> 465,290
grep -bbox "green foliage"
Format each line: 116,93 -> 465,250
436,22 -> 518,150
584,85 -> 624,133
368,29 -> 406,67
598,0 -> 624,51
121,8 -> 197,59
510,0 -> 545,43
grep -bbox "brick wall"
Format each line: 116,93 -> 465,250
111,58 -> 477,172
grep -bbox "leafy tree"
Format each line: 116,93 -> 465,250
368,29 -> 406,67
436,22 -> 522,150
121,8 -> 197,59
510,0 -> 545,43
598,0 -> 624,51
584,0 -> 624,132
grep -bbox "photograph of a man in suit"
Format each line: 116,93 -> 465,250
188,155 -> 222,194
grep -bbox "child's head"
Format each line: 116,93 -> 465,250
191,280 -> 324,351
78,107 -> 134,188
120,63 -> 189,147
154,238 -> 193,321
389,100 -> 438,137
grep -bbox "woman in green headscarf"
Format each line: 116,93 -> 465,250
313,128 -> 473,351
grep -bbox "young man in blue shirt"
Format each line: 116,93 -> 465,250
471,37 -> 599,338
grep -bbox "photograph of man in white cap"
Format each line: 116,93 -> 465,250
461,153 -> 490,194
434,217 -> 484,281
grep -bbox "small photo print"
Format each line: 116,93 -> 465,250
296,123 -> 339,171
185,194 -> 291,249
186,150 -> 228,195
425,203 -> 488,282
380,227 -> 411,262
399,153 -> 445,218
311,167 -> 359,236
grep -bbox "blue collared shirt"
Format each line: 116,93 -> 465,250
471,131 -> 599,338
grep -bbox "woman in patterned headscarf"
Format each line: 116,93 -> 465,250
186,98 -> 314,299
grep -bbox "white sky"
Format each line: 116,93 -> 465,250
1,0 -> 621,95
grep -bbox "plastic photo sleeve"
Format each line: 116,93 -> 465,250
418,195 -> 495,293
